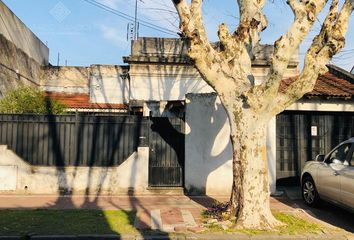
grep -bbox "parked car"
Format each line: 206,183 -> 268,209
301,138 -> 354,211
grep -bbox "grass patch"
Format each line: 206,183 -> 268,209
0,209 -> 139,236
202,211 -> 322,235
274,212 -> 321,235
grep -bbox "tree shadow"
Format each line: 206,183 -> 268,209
0,104 -> 170,238
274,189 -> 354,234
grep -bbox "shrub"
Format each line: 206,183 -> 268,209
0,86 -> 67,114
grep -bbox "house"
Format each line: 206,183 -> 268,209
0,0 -> 353,196
41,65 -> 129,113
122,37 -> 300,195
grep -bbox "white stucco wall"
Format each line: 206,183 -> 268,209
286,99 -> 354,112
0,1 -> 49,65
40,66 -> 89,93
129,64 -> 213,101
129,64 -> 299,102
90,65 -> 129,104
185,93 -> 278,196
0,145 -> 149,194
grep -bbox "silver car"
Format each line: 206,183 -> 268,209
301,138 -> 354,210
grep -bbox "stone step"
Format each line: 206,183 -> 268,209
146,187 -> 184,195
134,207 -> 201,233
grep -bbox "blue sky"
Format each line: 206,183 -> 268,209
3,0 -> 354,71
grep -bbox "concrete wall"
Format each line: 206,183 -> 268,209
0,1 -> 49,98
129,38 -> 298,64
0,145 -> 150,194
129,63 -> 299,101
130,64 -> 213,101
184,93 -> 233,195
90,65 -> 129,104
0,33 -> 41,98
40,65 -> 129,104
286,99 -> 354,112
0,1 -> 49,65
185,93 -> 277,196
40,66 -> 89,94
131,37 -> 189,58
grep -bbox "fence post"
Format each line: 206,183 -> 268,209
72,110 -> 79,165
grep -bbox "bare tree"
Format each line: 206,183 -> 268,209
172,0 -> 353,229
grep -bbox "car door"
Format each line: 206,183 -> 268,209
340,144 -> 354,208
316,143 -> 351,203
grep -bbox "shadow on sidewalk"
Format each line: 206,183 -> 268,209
275,186 -> 354,234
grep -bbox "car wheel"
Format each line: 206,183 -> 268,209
302,176 -> 320,207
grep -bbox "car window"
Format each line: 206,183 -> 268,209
328,143 -> 351,165
350,147 -> 354,166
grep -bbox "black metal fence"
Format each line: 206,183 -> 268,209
0,114 -> 148,167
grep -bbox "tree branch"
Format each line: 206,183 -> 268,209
271,0 -> 353,115
244,0 -> 330,112
172,0 -> 218,89
172,0 -> 254,97
235,0 -> 267,47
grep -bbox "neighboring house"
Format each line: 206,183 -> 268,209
276,64 -> 354,184
45,92 -> 128,113
41,65 -> 129,113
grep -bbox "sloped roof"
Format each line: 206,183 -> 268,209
46,92 -> 128,110
280,66 -> 354,99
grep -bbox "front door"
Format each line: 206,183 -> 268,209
148,117 -> 184,187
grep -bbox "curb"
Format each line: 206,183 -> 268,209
0,233 -> 351,240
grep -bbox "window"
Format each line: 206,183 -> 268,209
350,146 -> 354,166
328,143 -> 352,165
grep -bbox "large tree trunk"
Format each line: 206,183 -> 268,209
225,104 -> 282,229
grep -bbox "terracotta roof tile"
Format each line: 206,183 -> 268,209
280,72 -> 354,99
45,92 -> 128,110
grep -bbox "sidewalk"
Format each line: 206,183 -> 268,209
0,195 -> 292,230
0,194 -> 352,239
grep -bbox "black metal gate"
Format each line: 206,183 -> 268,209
148,117 -> 185,187
276,111 -> 354,182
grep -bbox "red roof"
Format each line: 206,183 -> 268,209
280,71 -> 354,99
46,92 -> 128,110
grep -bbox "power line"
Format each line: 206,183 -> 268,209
82,0 -> 177,36
84,0 -> 176,35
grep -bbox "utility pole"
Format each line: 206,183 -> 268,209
134,0 -> 138,40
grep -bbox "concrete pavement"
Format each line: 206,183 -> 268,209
0,192 -> 353,239
0,194 -> 293,231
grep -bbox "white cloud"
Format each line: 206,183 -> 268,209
99,24 -> 127,47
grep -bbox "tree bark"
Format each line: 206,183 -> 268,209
225,103 -> 282,229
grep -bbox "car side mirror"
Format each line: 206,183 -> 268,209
315,154 -> 325,162
332,159 -> 342,165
